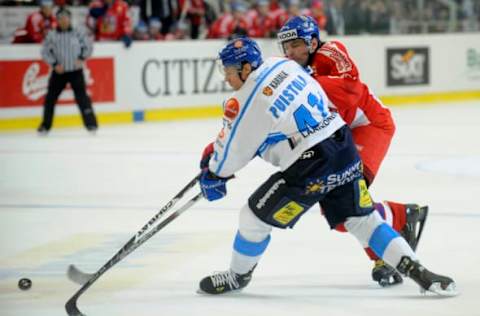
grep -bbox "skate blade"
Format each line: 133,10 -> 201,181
378,277 -> 403,287
420,282 -> 459,297
197,288 -> 208,295
196,288 -> 244,295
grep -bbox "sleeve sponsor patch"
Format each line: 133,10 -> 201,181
224,97 -> 240,121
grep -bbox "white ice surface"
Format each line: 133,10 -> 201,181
1,101 -> 479,316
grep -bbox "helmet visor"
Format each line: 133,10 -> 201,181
216,58 -> 241,76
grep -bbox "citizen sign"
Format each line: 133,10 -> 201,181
386,47 -> 430,86
141,58 -> 232,97
277,29 -> 298,42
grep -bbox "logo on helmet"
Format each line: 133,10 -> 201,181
234,40 -> 243,48
277,29 -> 298,42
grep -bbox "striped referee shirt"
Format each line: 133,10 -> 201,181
41,27 -> 93,72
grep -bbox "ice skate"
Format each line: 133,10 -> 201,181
87,125 -> 98,135
372,259 -> 403,287
400,204 -> 429,251
37,125 -> 49,136
198,266 -> 255,295
397,256 -> 458,296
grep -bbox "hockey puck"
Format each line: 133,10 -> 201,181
18,278 -> 32,291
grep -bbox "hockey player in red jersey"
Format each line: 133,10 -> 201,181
278,15 -> 428,287
13,0 -> 57,44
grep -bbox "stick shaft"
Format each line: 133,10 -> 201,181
65,175 -> 201,316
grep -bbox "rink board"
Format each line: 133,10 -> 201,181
0,34 -> 479,130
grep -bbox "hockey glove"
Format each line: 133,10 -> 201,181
200,169 -> 227,201
200,142 -> 214,169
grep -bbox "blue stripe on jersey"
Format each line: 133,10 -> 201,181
368,223 -> 400,258
215,59 -> 290,175
256,132 -> 288,156
233,231 -> 271,257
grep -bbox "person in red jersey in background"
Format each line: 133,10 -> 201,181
247,0 -> 275,38
182,0 -> 206,39
13,0 -> 57,44
278,15 -> 429,287
310,0 -> 327,31
207,2 -> 248,39
87,0 -> 133,47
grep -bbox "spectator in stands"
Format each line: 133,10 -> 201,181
344,0 -> 369,34
247,0 -> 275,38
368,0 -> 390,34
133,20 -> 150,40
324,0 -> 344,35
310,0 -> 327,31
207,3 -> 232,38
389,1 -> 408,34
460,0 -> 480,31
286,0 -> 303,18
157,0 -> 180,35
148,17 -> 164,40
229,1 -> 249,37
203,0 -> 218,29
12,0 -> 57,44
184,0 -> 206,39
207,1 -> 248,39
269,0 -> 288,31
87,0 -> 133,47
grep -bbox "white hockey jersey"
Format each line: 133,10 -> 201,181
209,57 -> 346,178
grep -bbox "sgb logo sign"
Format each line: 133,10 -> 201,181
386,47 -> 429,86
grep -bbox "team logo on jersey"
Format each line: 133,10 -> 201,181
224,98 -> 240,121
319,43 -> 353,75
263,86 -> 273,96
305,179 -> 324,195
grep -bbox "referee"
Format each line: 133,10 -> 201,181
38,8 -> 98,134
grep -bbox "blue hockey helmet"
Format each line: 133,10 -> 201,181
277,15 -> 320,52
218,37 -> 263,71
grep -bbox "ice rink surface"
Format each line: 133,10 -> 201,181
1,101 -> 479,316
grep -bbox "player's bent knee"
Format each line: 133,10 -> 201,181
238,204 -> 272,242
248,172 -> 311,229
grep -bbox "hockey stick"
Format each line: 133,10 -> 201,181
66,192 -> 203,316
67,191 -> 203,285
65,175 -> 202,316
66,174 -> 200,285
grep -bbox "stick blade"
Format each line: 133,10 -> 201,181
67,264 -> 93,285
65,297 -> 86,316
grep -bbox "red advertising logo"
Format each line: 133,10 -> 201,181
0,57 -> 115,108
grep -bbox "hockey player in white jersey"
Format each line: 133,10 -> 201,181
197,37 -> 457,297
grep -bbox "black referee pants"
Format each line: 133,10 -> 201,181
40,69 -> 98,130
